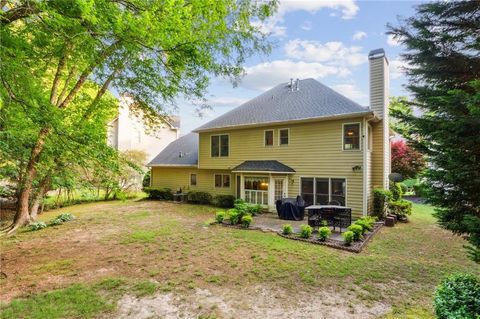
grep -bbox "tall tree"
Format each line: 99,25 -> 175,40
0,0 -> 277,233
388,1 -> 480,262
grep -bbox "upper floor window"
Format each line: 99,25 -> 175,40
343,123 -> 360,150
279,129 -> 289,145
211,134 -> 229,157
265,130 -> 274,146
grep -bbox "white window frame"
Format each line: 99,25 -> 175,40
299,176 -> 348,206
210,133 -> 230,158
214,173 -> 231,188
342,122 -> 361,151
264,129 -> 274,147
278,128 -> 290,146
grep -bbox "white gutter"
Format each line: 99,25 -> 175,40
231,170 -> 295,174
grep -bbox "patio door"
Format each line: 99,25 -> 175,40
274,179 -> 284,201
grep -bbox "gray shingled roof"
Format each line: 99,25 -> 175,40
147,133 -> 198,167
232,160 -> 295,173
194,78 -> 371,132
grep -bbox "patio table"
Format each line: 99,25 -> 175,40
305,205 -> 352,231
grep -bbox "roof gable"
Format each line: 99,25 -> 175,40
147,133 -> 198,167
194,78 -> 371,132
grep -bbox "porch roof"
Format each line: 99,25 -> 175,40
231,160 -> 295,174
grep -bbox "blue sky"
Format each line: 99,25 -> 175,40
176,0 -> 423,134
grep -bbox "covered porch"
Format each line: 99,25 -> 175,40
232,160 -> 295,212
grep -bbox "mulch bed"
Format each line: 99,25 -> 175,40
216,221 -> 384,253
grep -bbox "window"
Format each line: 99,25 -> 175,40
301,178 -> 314,206
343,123 -> 360,150
265,130 -> 274,146
244,176 -> 269,205
279,129 -> 289,145
300,177 -> 346,206
214,174 -> 230,188
190,174 -> 197,186
211,134 -> 229,157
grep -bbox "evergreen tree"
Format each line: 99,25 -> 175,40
388,1 -> 480,262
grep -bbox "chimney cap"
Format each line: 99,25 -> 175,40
368,48 -> 386,60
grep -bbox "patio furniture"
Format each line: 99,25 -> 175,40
305,205 -> 352,231
276,197 -> 305,221
173,193 -> 188,202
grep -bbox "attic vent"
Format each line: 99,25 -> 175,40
178,152 -> 184,158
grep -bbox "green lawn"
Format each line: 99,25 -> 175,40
0,200 -> 478,318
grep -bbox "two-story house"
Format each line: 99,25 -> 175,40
147,49 -> 391,218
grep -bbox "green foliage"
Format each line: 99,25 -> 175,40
398,182 -> 408,194
142,171 -> 151,188
213,195 -> 236,208
282,224 -> 293,235
413,183 -> 428,198
299,225 -> 312,239
389,182 -> 403,201
342,231 -> 354,246
215,211 -> 225,224
318,226 -> 331,241
373,188 -> 392,219
226,209 -> 240,225
434,273 -> 480,319
234,199 -> 262,216
347,224 -> 363,241
388,2 -> 480,262
247,204 -> 263,216
133,281 -> 159,297
0,284 -> 112,319
241,214 -> 253,228
142,187 -> 173,200
389,199 -> 413,218
187,191 -> 212,205
28,222 -> 47,231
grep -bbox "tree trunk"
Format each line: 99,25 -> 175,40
30,176 -> 50,220
3,127 -> 49,234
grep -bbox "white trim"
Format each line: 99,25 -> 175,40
193,111 -> 374,133
147,164 -> 198,168
264,129 -> 274,147
209,133 -> 230,158
342,122 -> 362,152
231,170 -> 295,174
298,176 -> 348,207
362,117 -> 367,216
278,128 -> 290,146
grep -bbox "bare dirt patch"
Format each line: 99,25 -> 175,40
113,285 -> 390,319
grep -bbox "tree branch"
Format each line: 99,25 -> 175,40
0,1 -> 39,26
50,44 -> 70,105
56,65 -> 77,107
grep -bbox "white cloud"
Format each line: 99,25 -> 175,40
331,83 -> 367,103
387,34 -> 403,47
285,39 -> 367,66
301,20 -> 313,31
255,0 -> 359,37
239,60 -> 350,91
352,30 -> 367,41
390,57 -> 410,80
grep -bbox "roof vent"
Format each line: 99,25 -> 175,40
290,78 -> 294,92
178,152 -> 184,158
295,78 -> 300,91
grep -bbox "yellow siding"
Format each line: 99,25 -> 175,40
198,118 -> 365,217
151,167 -> 235,196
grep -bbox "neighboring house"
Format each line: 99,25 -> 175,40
107,96 -> 180,163
147,49 -> 391,218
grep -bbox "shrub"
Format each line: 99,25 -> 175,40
434,273 -> 480,319
28,222 -> 47,231
355,216 -> 377,233
247,204 -> 263,216
373,188 -> 392,219
398,182 -> 408,194
299,225 -> 312,238
142,187 -> 173,200
413,183 -> 428,198
215,211 -> 225,223
342,231 -> 354,246
389,199 -> 412,218
241,214 -> 253,228
282,224 -> 293,235
318,226 -> 331,241
389,182 -> 403,201
226,209 -> 240,225
347,224 -> 363,241
354,220 -> 370,234
187,191 -> 212,204
213,195 -> 236,208
56,213 -> 74,222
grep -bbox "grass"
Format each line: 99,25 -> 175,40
1,200 -> 478,318
0,284 -> 113,319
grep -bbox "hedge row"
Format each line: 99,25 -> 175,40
142,187 -> 236,208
